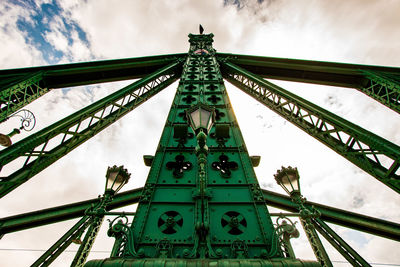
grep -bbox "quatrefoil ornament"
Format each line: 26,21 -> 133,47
166,155 -> 192,178
212,154 -> 238,178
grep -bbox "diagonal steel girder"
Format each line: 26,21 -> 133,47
220,60 -> 400,194
217,53 -> 400,114
0,71 -> 48,122
0,61 -> 182,198
1,188 -> 399,242
0,54 -> 184,123
312,217 -> 371,267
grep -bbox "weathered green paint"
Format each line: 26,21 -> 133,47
312,218 -> 371,267
221,61 -> 400,194
0,55 -> 184,122
92,33 -> 285,264
85,258 -> 320,267
0,71 -> 48,122
217,53 -> 400,114
31,216 -> 91,267
0,62 -> 181,198
1,187 -> 399,243
0,54 -> 185,89
360,70 -> 400,114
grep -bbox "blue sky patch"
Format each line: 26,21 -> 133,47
13,0 -> 89,64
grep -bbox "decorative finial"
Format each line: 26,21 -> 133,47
199,24 -> 204,34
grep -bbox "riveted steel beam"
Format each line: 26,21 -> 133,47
1,187 -> 399,243
312,218 -> 371,267
0,71 -> 48,122
217,54 -> 400,114
0,54 -> 184,121
0,187 -> 142,235
263,189 -> 400,241
221,61 -> 400,194
360,70 -> 400,114
0,61 -> 182,198
0,54 -> 185,89
217,53 -> 400,88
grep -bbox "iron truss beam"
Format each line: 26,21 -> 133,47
312,218 -> 371,267
263,189 -> 400,241
221,61 -> 400,194
0,61 -> 182,198
1,188 -> 399,243
0,187 -> 142,236
0,71 -> 48,123
0,54 -> 184,122
217,53 -> 400,114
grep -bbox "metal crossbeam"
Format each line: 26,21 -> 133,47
2,188 -> 399,244
361,70 -> 400,114
263,189 -> 400,241
312,218 -> 371,267
221,61 -> 400,194
217,53 -> 400,114
0,71 -> 48,122
0,187 -> 142,235
0,62 -> 181,198
31,216 -> 91,267
300,218 -> 332,267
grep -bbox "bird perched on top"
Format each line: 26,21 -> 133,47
199,24 -> 204,34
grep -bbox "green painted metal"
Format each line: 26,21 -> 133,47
217,53 -> 400,114
360,70 -> 400,114
93,33 -> 286,264
312,218 -> 371,267
221,61 -> 400,194
0,62 -> 181,198
84,258 -> 321,267
0,54 -> 183,123
0,54 -> 185,89
0,71 -> 48,123
0,187 -> 141,236
262,189 -> 400,242
216,53 -> 400,88
300,217 -> 332,267
1,187 -> 399,243
31,216 -> 91,267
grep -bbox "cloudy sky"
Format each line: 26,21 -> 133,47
0,0 -> 399,266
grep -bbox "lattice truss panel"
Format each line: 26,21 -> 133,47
221,62 -> 400,193
361,70 -> 400,114
0,72 -> 48,122
0,63 -> 180,197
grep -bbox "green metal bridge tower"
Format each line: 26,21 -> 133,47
0,30 -> 399,267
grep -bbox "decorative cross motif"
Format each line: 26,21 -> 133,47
215,109 -> 225,121
166,155 -> 192,178
207,95 -> 221,104
182,95 -> 196,104
184,84 -> 196,91
204,66 -> 213,71
205,73 -> 215,80
207,84 -> 217,91
212,154 -> 238,178
187,73 -> 197,79
178,111 -> 187,121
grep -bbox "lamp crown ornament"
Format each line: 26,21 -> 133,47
105,165 -> 131,194
274,166 -> 301,197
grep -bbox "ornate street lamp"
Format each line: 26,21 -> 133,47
71,165 -> 130,267
105,165 -> 131,194
274,166 -> 300,198
274,166 -> 332,267
186,103 -> 215,136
